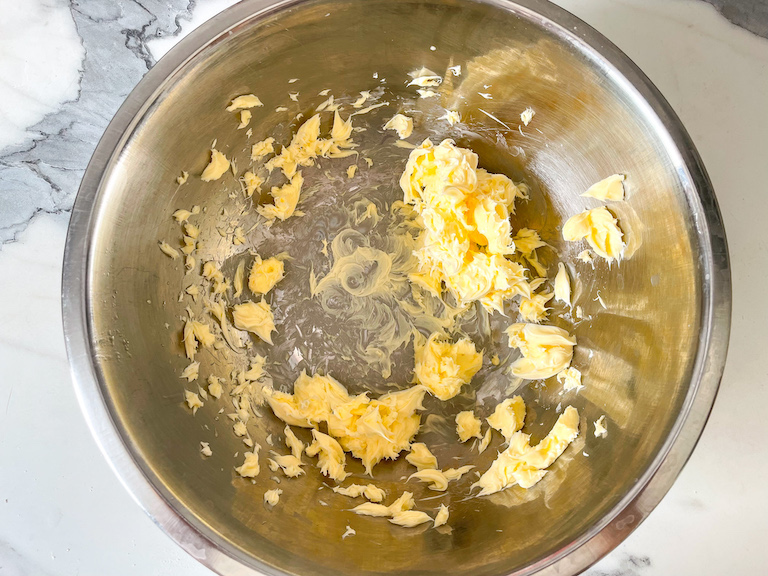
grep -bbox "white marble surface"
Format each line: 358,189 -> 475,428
0,0 -> 766,574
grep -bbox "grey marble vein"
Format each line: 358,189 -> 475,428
699,0 -> 768,39
0,0 -> 198,246
586,553 -> 652,576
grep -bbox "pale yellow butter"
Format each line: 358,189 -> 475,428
506,323 -> 576,379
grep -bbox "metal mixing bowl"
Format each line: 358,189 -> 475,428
62,0 -> 731,574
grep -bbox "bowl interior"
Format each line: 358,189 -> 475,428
85,0 -> 703,574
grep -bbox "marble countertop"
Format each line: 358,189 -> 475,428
1,0 -> 766,574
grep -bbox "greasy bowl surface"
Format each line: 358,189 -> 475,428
62,0 -> 730,575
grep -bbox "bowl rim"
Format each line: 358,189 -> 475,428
61,0 -> 732,574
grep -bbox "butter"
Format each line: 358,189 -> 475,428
251,137 -> 275,160
518,287 -> 553,323
409,469 -> 449,491
434,504 -> 449,527
268,454 -> 304,477
506,323 -> 576,379
406,442 -> 438,470
233,261 -> 245,298
258,172 -> 304,221
352,502 -> 392,517
440,110 -> 460,125
242,171 -> 262,197
390,510 -> 432,527
180,361 -> 199,382
384,114 -> 414,139
520,107 -> 535,126
400,139 -> 530,312
201,149 -> 230,182
159,241 -> 179,259
236,448 -> 260,478
556,367 -> 583,392
474,406 -> 579,494
176,171 -> 189,185
478,427 -> 492,454
563,207 -> 625,262
264,488 -> 282,506
582,174 -> 625,201
487,396 -> 526,441
333,484 -> 386,503
264,373 -> 426,474
232,300 -> 276,344
182,320 -> 215,360
407,68 -> 442,87
248,256 -> 284,294
346,165 -> 357,179
284,425 -> 304,459
238,110 -> 252,129
200,442 -> 212,457
185,390 -> 203,414
226,94 -> 263,111
456,411 -> 483,442
414,333 -> 483,400
306,429 -> 349,482
207,375 -> 223,399
594,415 -> 608,438
554,263 -> 571,307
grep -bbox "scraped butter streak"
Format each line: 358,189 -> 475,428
474,406 -> 579,494
201,149 -> 230,182
232,300 -> 276,344
563,207 -> 625,262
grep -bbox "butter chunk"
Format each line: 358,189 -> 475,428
520,107 -> 535,126
248,256 -> 284,294
554,263 -> 571,307
456,411 -> 483,442
594,415 -> 608,438
251,137 -> 275,160
159,241 -> 179,259
406,442 -> 438,471
258,172 -> 304,221
238,110 -> 252,129
433,504 -> 449,528
409,469 -> 448,491
268,454 -> 304,477
384,114 -> 413,139
264,488 -> 282,506
414,333 -> 482,401
236,448 -> 260,478
182,320 -> 215,360
562,207 -> 625,262
557,367 -> 583,392
582,174 -> 625,201
201,149 -> 230,182
185,390 -> 203,414
487,396 -> 526,441
306,429 -> 349,482
332,484 -> 386,503
232,300 -> 276,344
506,323 -> 576,379
390,510 -> 432,528
473,406 -> 579,495
226,94 -> 263,111
352,502 -> 391,517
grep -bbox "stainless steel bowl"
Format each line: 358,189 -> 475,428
62,0 -> 731,574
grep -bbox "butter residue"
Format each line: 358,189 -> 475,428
506,323 -> 576,379
518,280 -> 553,323
554,262 -> 571,307
400,139 -> 531,313
226,94 -> 264,111
582,174 -> 625,201
456,410 -> 483,442
182,320 -> 215,360
232,300 -> 276,344
238,110 -> 252,129
413,332 -> 482,400
251,137 -> 275,160
409,465 -> 473,491
405,442 -> 438,471
159,241 -> 180,259
263,372 -> 427,474
384,114 -> 414,139
474,406 -> 579,494
184,390 -> 203,414
201,149 -> 230,182
352,489 -> 433,527
248,255 -> 284,295
563,207 -> 625,262
487,396 -> 526,441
